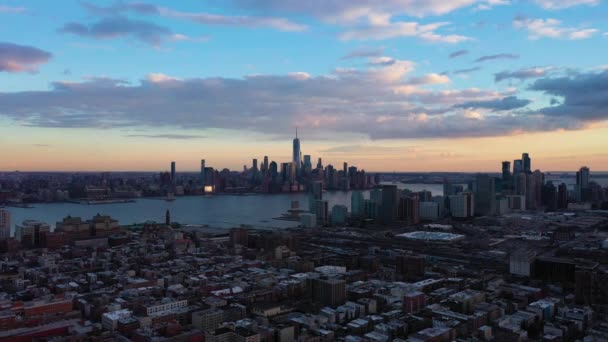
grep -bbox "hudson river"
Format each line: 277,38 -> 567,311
6,184 -> 444,231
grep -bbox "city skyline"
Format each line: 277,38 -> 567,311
2,1 -> 608,171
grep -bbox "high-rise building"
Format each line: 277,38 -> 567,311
313,278 -> 346,307
317,158 -> 323,170
351,191 -> 365,218
522,153 -> 531,174
379,185 -> 398,225
269,161 -> 278,181
0,208 -> 10,240
15,220 -> 50,248
419,202 -> 439,221
252,158 -> 258,172
502,161 -> 511,189
443,180 -> 456,197
576,166 -> 591,202
542,181 -> 558,211
331,205 -> 348,225
364,200 -> 378,220
474,174 -> 496,216
515,172 -> 527,196
557,183 -> 569,209
398,195 -> 420,225
303,155 -> 312,170
200,159 -> 206,186
315,200 -> 329,225
449,193 -> 475,218
342,162 -> 349,191
292,129 -> 301,173
513,159 -> 523,175
263,156 -> 269,173
170,161 -> 176,183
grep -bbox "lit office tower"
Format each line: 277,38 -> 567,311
502,161 -> 511,188
522,153 -> 531,173
379,185 -> 398,225
474,174 -> 496,216
513,159 -> 523,175
200,160 -> 206,186
293,129 -> 301,172
170,161 -> 176,183
0,208 -> 10,240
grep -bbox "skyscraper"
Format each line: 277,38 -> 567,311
317,158 -> 323,170
200,159 -> 206,186
576,166 -> 590,202
557,183 -> 569,209
379,185 -> 398,225
252,158 -> 258,172
522,153 -> 531,174
262,156 -> 269,173
351,191 -> 365,218
170,161 -> 176,183
474,174 -> 496,216
513,159 -> 523,175
342,162 -> 349,191
293,129 -> 301,173
0,208 -> 10,240
502,161 -> 511,189
303,155 -> 312,171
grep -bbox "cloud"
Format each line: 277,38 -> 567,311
453,67 -> 482,75
449,49 -> 469,58
125,134 -> 206,140
341,47 -> 384,60
533,0 -> 599,9
320,145 -> 414,154
340,20 -> 471,43
454,96 -> 532,111
158,7 -> 307,32
495,67 -> 555,82
530,70 -> 608,120
234,0 -> 508,19
80,1 -> 307,32
0,42 -> 52,73
475,53 -> 519,62
0,5 -> 25,13
0,61 -> 590,140
513,16 -> 599,40
408,73 -> 451,85
58,16 -> 178,46
368,56 -> 396,66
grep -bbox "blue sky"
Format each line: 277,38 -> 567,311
1,0 -> 608,171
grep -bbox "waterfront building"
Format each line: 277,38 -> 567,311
0,208 -> 10,240
15,220 -> 50,247
331,205 -> 348,225
351,191 -> 365,218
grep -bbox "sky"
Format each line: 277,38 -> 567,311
1,0 -> 607,172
